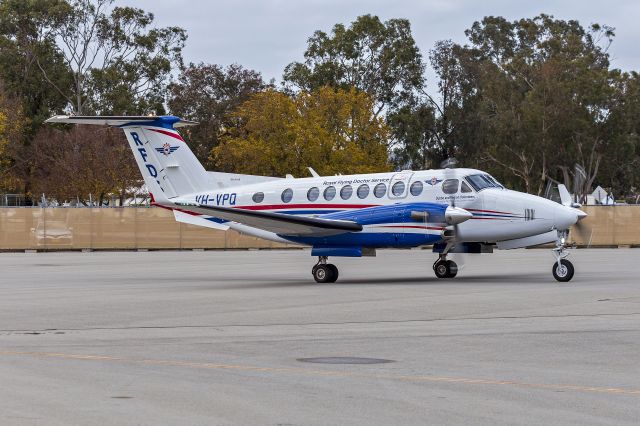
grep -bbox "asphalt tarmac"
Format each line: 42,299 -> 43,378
0,248 -> 639,425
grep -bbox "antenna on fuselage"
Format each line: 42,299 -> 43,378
440,157 -> 458,169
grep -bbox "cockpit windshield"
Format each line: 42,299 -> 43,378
465,174 -> 503,191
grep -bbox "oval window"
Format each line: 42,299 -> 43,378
391,181 -> 405,196
281,188 -> 293,203
409,181 -> 423,196
324,186 -> 336,201
340,185 -> 353,200
442,179 -> 459,194
373,183 -> 387,198
307,187 -> 319,202
357,184 -> 370,199
252,192 -> 264,203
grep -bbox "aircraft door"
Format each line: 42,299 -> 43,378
388,172 -> 414,200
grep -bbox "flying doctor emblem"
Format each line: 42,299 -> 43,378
155,142 -> 179,156
426,177 -> 443,186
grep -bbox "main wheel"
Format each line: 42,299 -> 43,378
326,264 -> 339,283
552,259 -> 574,282
313,264 -> 335,283
446,260 -> 458,278
434,260 -> 449,279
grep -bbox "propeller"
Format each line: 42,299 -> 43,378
557,184 -> 592,246
570,210 -> 592,246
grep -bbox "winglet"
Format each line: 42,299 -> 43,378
308,167 -> 320,177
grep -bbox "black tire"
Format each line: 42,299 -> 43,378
446,260 -> 458,278
434,260 -> 449,279
326,264 -> 339,283
313,264 -> 334,283
552,259 -> 574,282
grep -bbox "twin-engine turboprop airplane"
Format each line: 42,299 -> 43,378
46,115 -> 587,283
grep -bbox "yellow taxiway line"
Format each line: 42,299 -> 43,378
1,350 -> 638,396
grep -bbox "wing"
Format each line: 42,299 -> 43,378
173,203 -> 362,236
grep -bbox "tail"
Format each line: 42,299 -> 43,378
45,115 -> 207,202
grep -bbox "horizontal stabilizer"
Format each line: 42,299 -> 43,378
173,203 -> 362,236
45,115 -> 198,128
173,210 -> 229,231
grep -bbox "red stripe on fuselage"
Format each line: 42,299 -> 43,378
236,203 -> 380,211
147,128 -> 185,142
152,202 -> 200,216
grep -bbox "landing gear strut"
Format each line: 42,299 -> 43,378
312,256 -> 339,283
552,231 -> 574,282
433,243 -> 458,279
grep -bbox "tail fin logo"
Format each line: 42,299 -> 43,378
156,142 -> 180,156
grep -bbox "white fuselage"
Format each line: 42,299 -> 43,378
175,168 -> 580,246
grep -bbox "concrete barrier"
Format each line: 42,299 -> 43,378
570,206 -> 640,247
0,206 -> 638,250
0,207 -> 294,250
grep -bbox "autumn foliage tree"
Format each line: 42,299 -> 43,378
30,125 -> 139,204
211,87 -> 392,177
168,63 -> 267,166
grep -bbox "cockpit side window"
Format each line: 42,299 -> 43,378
466,175 -> 490,191
442,179 -> 459,194
461,181 -> 473,193
486,175 -> 504,189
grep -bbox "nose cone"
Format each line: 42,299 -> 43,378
554,205 -> 586,230
445,206 -> 473,225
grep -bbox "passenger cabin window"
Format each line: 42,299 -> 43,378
442,179 -> 459,194
307,187 -> 319,202
252,192 -> 264,203
281,188 -> 293,203
357,184 -> 370,199
391,181 -> 405,196
410,181 -> 423,196
466,174 -> 501,191
373,183 -> 387,198
461,181 -> 473,193
340,185 -> 353,200
324,186 -> 336,201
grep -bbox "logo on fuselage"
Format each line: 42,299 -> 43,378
426,177 -> 443,186
155,143 -> 179,156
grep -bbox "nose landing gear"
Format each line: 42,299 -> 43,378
552,231 -> 575,282
312,256 -> 339,283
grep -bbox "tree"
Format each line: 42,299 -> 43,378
390,40 -> 485,170
283,14 -> 424,116
0,81 -> 25,192
0,0 -> 72,134
168,63 -> 268,166
211,87 -> 391,177
43,0 -> 186,114
30,125 -> 139,204
439,15 -> 617,195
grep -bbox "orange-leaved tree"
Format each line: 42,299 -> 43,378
211,87 -> 392,177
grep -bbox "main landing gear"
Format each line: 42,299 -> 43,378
552,230 -> 575,282
433,255 -> 458,279
312,256 -> 339,283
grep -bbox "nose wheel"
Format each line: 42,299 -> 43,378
312,257 -> 339,283
552,231 -> 575,282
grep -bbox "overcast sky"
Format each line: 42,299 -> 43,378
117,0 -> 640,86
